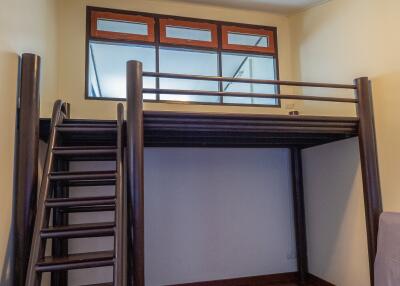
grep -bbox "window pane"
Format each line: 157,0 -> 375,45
97,19 -> 148,35
88,42 -> 156,100
228,32 -> 268,47
159,48 -> 219,103
222,53 -> 277,105
166,26 -> 212,42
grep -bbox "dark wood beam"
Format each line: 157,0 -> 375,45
13,53 -> 41,286
291,148 -> 308,285
127,60 -> 145,286
355,77 -> 383,286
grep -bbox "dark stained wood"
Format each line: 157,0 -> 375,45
306,273 -> 335,286
126,60 -> 145,286
165,272 -> 335,286
36,251 -> 114,272
143,111 -> 358,148
45,196 -> 116,208
51,158 -> 69,286
291,148 -> 308,285
13,53 -> 41,286
41,222 -> 115,239
25,100 -> 69,286
167,272 -> 298,286
26,100 -> 127,286
40,112 -> 359,148
355,77 -> 383,286
142,72 -> 357,90
142,88 -> 358,103
115,102 -> 127,286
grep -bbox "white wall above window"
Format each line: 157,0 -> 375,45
157,0 -> 331,15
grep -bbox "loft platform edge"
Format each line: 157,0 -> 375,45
40,112 -> 358,148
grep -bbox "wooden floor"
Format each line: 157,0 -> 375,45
173,282 -> 325,286
270,282 -> 328,286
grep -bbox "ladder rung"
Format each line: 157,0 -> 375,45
45,196 -> 116,208
49,171 -> 117,186
59,205 -> 116,213
81,283 -> 113,286
56,126 -> 117,133
41,222 -> 115,239
36,251 -> 114,272
52,146 -> 117,161
61,119 -> 117,127
59,123 -> 116,128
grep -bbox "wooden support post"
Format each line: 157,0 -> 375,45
13,53 -> 41,286
355,77 -> 383,286
290,148 -> 308,285
127,60 -> 145,286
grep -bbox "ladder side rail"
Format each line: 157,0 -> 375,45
25,100 -> 68,286
115,103 -> 127,286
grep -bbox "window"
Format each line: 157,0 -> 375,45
222,53 -> 277,105
90,11 -> 155,42
159,48 -> 219,103
221,25 -> 275,54
88,42 -> 156,99
159,18 -> 218,48
87,7 -> 279,106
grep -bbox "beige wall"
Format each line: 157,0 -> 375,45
0,0 -> 59,284
290,0 -> 400,284
53,0 -> 294,119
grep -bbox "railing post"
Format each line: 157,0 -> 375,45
355,77 -> 383,286
127,60 -> 144,286
13,53 -> 41,286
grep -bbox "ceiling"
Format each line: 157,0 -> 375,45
166,0 -> 330,14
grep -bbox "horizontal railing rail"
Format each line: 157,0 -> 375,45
142,88 -> 357,103
143,72 -> 357,90
142,71 -> 358,104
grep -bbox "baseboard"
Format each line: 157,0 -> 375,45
307,273 -> 335,286
167,272 -> 298,286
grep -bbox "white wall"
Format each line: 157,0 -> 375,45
289,0 -> 400,284
302,138 -> 370,286
0,0 -> 58,284
67,148 -> 297,285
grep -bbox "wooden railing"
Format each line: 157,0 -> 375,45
126,60 -> 382,286
142,71 -> 358,103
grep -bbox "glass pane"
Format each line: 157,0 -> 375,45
222,53 -> 277,105
166,26 -> 212,42
97,19 -> 148,35
88,42 -> 156,100
228,32 -> 268,47
159,48 -> 219,103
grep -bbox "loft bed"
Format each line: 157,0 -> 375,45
16,54 -> 382,286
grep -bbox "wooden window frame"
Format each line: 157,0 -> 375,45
159,18 -> 218,48
91,11 -> 155,43
86,6 -> 280,107
221,25 -> 276,54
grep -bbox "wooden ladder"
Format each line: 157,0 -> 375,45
25,100 -> 127,286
